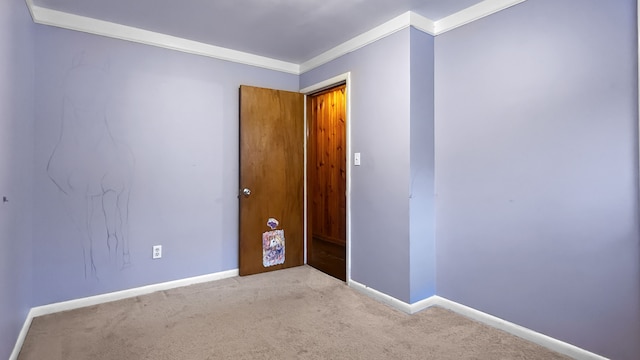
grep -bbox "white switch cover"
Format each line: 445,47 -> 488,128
354,152 -> 361,166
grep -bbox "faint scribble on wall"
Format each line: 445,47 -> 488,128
47,52 -> 135,279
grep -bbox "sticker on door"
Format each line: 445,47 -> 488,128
263,229 -> 285,267
267,217 -> 279,230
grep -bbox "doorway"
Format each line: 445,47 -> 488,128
238,76 -> 350,281
306,83 -> 347,281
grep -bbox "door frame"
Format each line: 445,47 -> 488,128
300,72 -> 352,284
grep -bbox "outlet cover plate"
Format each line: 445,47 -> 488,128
152,245 -> 162,259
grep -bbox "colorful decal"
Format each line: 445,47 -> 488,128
267,217 -> 279,230
263,229 -> 285,267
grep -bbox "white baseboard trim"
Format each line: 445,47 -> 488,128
348,281 -> 607,360
431,296 -> 608,360
12,272 -> 606,360
9,309 -> 35,360
348,280 -> 412,314
10,268 -> 239,360
348,280 -> 438,314
29,269 -> 239,317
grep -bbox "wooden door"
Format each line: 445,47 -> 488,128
307,84 -> 347,281
239,85 -> 304,276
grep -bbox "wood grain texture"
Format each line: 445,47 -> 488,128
239,85 -> 304,276
307,84 -> 347,281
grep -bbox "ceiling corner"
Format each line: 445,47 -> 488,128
300,11 -> 415,74
24,0 -> 528,76
410,12 -> 436,36
24,0 -> 300,75
433,0 -> 527,35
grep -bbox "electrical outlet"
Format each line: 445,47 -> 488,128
152,245 -> 162,259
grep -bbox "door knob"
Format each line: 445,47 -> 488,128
242,188 -> 251,197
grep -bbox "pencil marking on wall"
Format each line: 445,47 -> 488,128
47,51 -> 135,279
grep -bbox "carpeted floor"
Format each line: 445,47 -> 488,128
19,266 -> 571,359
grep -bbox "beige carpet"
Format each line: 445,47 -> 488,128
19,266 -> 571,359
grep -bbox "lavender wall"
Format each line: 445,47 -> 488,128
32,26 -> 298,306
0,0 -> 35,358
6,1 -> 637,358
435,0 -> 639,359
301,29 -> 413,302
409,28 -> 436,303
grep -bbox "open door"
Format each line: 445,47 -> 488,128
307,84 -> 347,281
239,85 -> 305,276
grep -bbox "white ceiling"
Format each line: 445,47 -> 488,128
31,0 -> 495,64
